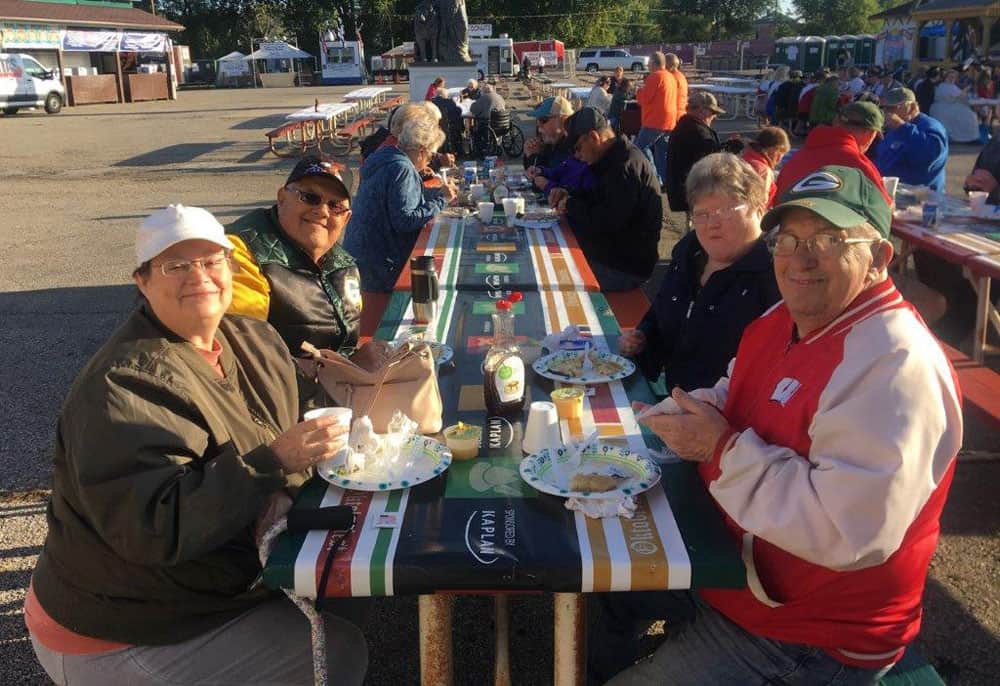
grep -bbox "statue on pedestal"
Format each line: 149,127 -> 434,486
413,0 -> 471,64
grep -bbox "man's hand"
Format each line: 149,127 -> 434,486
965,168 -> 998,194
349,340 -> 393,372
618,329 -> 647,357
524,137 -> 543,157
548,187 -> 569,209
440,153 -> 456,167
636,388 -> 732,463
533,175 -> 550,191
884,111 -> 905,130
526,165 -> 540,179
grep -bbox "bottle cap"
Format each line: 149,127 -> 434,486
509,291 -> 524,303
495,300 -> 512,311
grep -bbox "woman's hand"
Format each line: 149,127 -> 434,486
618,329 -> 647,357
270,416 -> 349,474
441,180 -> 459,204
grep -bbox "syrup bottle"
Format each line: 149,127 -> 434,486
483,295 -> 526,416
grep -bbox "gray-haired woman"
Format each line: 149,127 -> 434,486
344,117 -> 458,292
619,153 -> 781,393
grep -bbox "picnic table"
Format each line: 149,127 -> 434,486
569,86 -> 592,104
688,83 -> 756,120
548,81 -> 577,99
891,186 -> 1000,363
266,102 -> 360,157
344,85 -> 394,113
263,201 -> 745,685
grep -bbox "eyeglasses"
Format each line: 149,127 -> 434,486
152,253 -> 232,278
691,204 -> 748,226
286,186 -> 351,214
767,232 -> 880,257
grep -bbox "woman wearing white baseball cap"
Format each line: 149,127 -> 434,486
26,204 -> 367,685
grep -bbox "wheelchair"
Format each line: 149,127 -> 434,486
472,109 -> 525,158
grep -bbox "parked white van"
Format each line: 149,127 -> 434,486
0,53 -> 66,115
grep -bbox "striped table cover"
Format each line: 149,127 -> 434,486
263,287 -> 744,598
394,211 -> 598,292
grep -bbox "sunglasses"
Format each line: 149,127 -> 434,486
286,186 -> 350,214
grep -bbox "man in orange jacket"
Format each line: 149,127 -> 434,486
666,53 -> 688,119
634,51 -> 676,182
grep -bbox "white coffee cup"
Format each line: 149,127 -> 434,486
882,176 -> 899,204
502,197 -> 519,227
478,201 -> 494,224
303,407 -> 353,469
969,191 -> 989,215
522,401 -> 562,455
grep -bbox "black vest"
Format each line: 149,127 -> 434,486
229,207 -> 361,356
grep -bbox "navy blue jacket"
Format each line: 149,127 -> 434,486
873,113 -> 948,191
344,145 -> 446,292
636,232 -> 780,391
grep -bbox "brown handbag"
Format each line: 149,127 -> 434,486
297,341 -> 443,434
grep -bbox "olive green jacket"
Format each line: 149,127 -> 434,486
32,306 -> 306,645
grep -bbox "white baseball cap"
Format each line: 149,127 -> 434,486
135,204 -> 233,268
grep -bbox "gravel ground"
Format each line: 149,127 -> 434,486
1,77 -> 996,685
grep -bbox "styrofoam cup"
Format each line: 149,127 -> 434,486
303,407 -> 352,468
502,197 -> 519,227
522,401 -> 562,455
969,191 -> 989,214
478,201 -> 494,224
469,183 -> 486,201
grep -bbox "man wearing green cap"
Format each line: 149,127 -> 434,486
776,101 -> 890,203
599,165 -> 962,685
874,87 -> 949,191
522,95 -> 575,189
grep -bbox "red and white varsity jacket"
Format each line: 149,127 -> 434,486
696,279 -> 963,668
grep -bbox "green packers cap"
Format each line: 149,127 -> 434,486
761,165 -> 892,238
838,101 -> 884,131
882,87 -> 916,107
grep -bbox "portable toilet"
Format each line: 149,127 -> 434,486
773,37 -> 795,67
840,35 -> 860,66
825,36 -> 843,68
801,36 -> 827,73
857,34 -> 877,67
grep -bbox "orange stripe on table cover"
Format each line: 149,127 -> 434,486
584,515 -> 614,592
313,491 -> 373,598
621,495 -> 671,591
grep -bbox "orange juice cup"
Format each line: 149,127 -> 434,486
550,387 -> 584,420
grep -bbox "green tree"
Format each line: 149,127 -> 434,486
793,0 -> 882,36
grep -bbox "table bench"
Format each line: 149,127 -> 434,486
940,340 -> 1000,430
265,121 -> 310,157
332,116 -> 376,153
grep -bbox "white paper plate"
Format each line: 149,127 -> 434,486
317,435 -> 452,492
532,350 -> 635,385
519,444 -> 660,499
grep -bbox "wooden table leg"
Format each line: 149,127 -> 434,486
553,592 -> 586,686
494,595 -> 512,686
966,269 -> 992,364
419,594 -> 454,686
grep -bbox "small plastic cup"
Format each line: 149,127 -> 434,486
469,183 -> 486,201
478,201 -> 494,224
882,176 -> 899,206
550,387 -> 585,421
444,422 -> 482,460
303,407 -> 353,469
522,401 -> 562,455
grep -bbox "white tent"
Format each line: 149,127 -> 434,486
245,41 -> 313,61
215,50 -> 249,85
